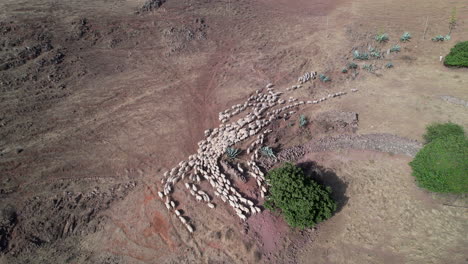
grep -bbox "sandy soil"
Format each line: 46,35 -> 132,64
0,0 -> 467,263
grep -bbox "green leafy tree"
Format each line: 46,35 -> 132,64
409,122 -> 467,193
423,122 -> 465,144
265,163 -> 336,228
444,41 -> 468,67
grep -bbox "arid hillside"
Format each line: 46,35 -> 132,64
0,0 -> 467,263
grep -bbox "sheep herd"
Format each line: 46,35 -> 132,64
157,73 -> 354,233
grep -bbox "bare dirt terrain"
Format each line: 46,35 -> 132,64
0,0 -> 467,263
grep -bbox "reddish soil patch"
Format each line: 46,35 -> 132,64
247,210 -> 289,257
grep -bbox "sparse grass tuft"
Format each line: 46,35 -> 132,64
390,44 -> 401,53
319,74 -> 331,82
362,64 -> 374,72
347,62 -> 358,69
375,33 -> 389,43
299,115 -> 308,127
261,146 -> 276,159
369,47 -> 382,59
449,7 -> 457,34
400,32 -> 412,42
226,147 -> 241,159
432,35 -> 451,42
353,50 -> 369,60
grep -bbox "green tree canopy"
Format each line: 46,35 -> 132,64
444,41 -> 468,67
265,163 -> 336,229
410,122 -> 468,193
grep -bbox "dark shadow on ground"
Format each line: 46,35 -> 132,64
296,161 -> 349,214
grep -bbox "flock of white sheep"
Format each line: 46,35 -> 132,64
157,72 -> 355,233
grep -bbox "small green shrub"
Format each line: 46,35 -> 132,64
385,62 -> 394,68
409,135 -> 467,194
347,62 -> 358,69
319,74 -> 331,82
423,122 -> 465,144
432,35 -> 451,42
261,146 -> 276,159
444,41 -> 468,67
400,32 -> 411,42
362,64 -> 374,72
353,50 -> 369,60
299,115 -> 308,127
265,163 -> 337,228
390,44 -> 401,52
226,147 -> 241,159
375,33 -> 389,43
341,68 -> 348,73
432,35 -> 444,42
369,47 -> 382,59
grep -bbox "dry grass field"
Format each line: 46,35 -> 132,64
0,0 -> 466,263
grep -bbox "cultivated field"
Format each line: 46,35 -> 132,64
0,0 -> 467,263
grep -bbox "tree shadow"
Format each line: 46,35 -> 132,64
296,161 -> 349,214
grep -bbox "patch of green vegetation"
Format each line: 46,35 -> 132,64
423,122 -> 465,144
265,163 -> 337,228
400,32 -> 411,42
353,50 -> 369,60
409,125 -> 467,193
362,64 -> 374,72
369,47 -> 382,59
432,35 -> 451,42
319,74 -> 331,82
299,115 -> 308,127
385,62 -> 394,68
347,62 -> 358,69
390,44 -> 401,53
226,147 -> 241,159
341,68 -> 348,73
444,41 -> 468,67
375,33 -> 389,43
260,146 -> 276,159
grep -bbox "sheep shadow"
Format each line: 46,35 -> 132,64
296,161 -> 349,214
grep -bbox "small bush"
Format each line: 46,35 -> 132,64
319,74 -> 331,82
409,134 -> 467,194
369,47 -> 382,59
432,35 -> 451,42
385,62 -> 394,68
423,122 -> 465,144
444,41 -> 468,67
400,32 -> 411,42
226,147 -> 241,159
265,163 -> 337,228
299,115 -> 308,127
341,68 -> 348,73
353,50 -> 369,60
362,64 -> 374,72
261,146 -> 276,159
390,44 -> 401,52
375,33 -> 389,43
347,62 -> 358,69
